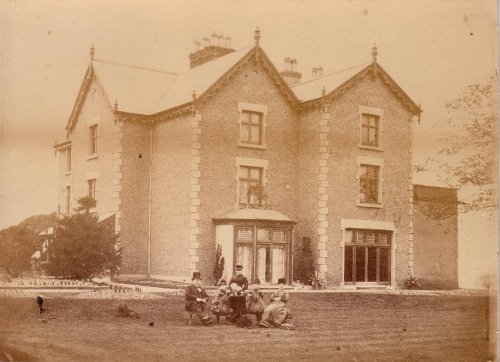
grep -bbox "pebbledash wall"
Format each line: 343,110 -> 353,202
54,49 -> 437,288
296,75 -> 414,287
197,58 -> 300,282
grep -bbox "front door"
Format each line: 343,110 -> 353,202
344,229 -> 391,285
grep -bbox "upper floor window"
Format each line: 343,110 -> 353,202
66,147 -> 72,172
238,102 -> 268,150
361,114 -> 379,147
88,179 -> 97,201
239,166 -> 263,206
240,111 -> 262,145
358,106 -> 384,151
357,155 -> 384,208
89,125 -> 98,156
359,165 -> 380,205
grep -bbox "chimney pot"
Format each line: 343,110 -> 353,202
211,33 -> 218,46
218,34 -> 225,48
284,57 -> 291,71
291,59 -> 298,72
202,37 -> 210,48
317,67 -> 323,77
225,36 -> 232,49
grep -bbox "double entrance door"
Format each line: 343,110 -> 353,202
234,226 -> 290,285
344,229 -> 391,285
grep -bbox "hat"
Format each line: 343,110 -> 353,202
235,265 -> 243,271
192,272 -> 201,280
278,278 -> 286,285
218,279 -> 227,286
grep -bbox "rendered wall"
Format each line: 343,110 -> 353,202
413,185 -> 458,289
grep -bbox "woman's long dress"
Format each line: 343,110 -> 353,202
258,290 -> 292,328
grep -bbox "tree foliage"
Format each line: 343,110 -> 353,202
0,212 -> 57,276
294,236 -> 315,284
48,199 -> 122,280
417,73 -> 498,218
0,226 -> 38,277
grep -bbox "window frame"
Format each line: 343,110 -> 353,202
358,106 -> 384,151
237,102 -> 268,150
87,178 -> 97,201
66,147 -> 72,172
343,228 -> 392,285
356,156 -> 384,208
88,124 -> 98,157
234,225 -> 289,285
238,165 -> 263,206
235,157 -> 269,209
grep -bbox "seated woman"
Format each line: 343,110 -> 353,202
211,279 -> 231,324
258,278 -> 294,329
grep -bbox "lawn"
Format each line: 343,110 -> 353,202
0,292 -> 491,362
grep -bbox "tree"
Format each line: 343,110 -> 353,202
48,198 -> 122,280
294,236 -> 315,284
0,226 -> 37,277
417,73 -> 498,218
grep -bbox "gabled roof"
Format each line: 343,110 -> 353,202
291,63 -> 369,102
66,44 -> 299,131
65,41 -> 420,132
91,60 -> 177,115
292,62 -> 421,114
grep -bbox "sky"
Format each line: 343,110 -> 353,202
1,0 -> 498,286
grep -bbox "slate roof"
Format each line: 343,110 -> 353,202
67,42 -> 420,132
291,62 -> 370,102
213,208 -> 295,223
92,45 -> 254,115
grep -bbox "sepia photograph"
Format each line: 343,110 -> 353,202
0,1 -> 498,361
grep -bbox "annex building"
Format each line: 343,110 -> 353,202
54,30 -> 458,289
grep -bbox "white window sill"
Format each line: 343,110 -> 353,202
356,202 -> 383,209
237,142 -> 267,150
358,144 -> 383,152
87,154 -> 98,161
65,171 -> 71,176
89,207 -> 97,214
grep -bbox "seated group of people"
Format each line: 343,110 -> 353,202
185,265 -> 293,329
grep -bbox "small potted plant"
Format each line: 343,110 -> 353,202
404,275 -> 421,290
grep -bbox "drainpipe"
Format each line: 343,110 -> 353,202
147,120 -> 153,279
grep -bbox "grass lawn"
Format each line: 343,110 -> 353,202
0,293 -> 491,362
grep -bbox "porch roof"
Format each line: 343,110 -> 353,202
212,208 -> 296,223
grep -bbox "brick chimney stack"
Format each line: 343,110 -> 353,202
280,57 -> 302,86
189,33 -> 236,69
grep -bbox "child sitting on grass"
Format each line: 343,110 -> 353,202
246,278 -> 265,324
211,279 -> 231,324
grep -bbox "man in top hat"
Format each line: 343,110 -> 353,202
185,271 -> 213,326
228,264 -> 248,291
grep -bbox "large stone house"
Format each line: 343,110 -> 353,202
54,29 -> 457,289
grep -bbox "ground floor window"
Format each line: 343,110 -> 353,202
344,229 -> 391,284
235,226 -> 289,284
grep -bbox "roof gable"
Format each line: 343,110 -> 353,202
292,62 -> 421,115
